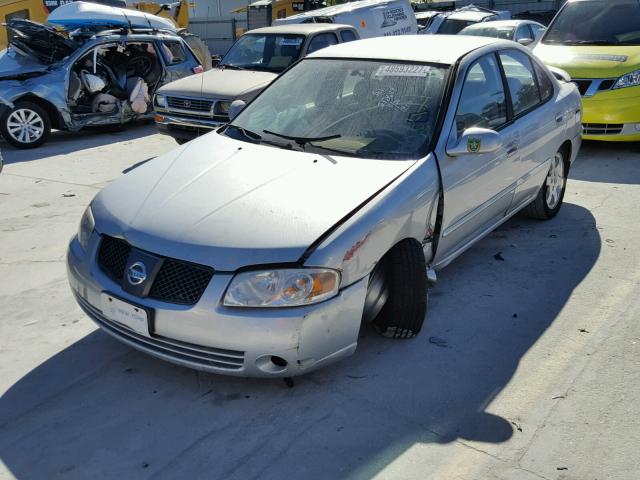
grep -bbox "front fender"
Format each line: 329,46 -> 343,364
304,154 -> 441,287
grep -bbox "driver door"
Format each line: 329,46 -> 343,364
433,53 -> 521,265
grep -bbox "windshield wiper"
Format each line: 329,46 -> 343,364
219,64 -> 247,70
262,130 -> 341,150
225,124 -> 262,142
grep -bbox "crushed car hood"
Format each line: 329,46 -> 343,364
93,132 -> 414,270
156,68 -> 278,98
7,19 -> 78,64
0,48 -> 50,79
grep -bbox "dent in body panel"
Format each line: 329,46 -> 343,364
304,155 -> 440,287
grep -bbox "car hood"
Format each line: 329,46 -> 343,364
0,48 -> 50,79
156,68 -> 278,99
7,19 -> 78,65
535,44 -> 640,78
93,132 -> 415,271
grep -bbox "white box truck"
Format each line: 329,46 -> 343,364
272,0 -> 417,39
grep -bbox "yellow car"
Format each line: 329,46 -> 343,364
535,0 -> 640,142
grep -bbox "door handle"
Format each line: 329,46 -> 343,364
507,146 -> 519,157
556,113 -> 564,124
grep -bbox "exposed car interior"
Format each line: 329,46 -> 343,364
68,42 -> 164,116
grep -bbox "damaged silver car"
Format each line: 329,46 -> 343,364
0,19 -> 201,148
67,35 -> 581,377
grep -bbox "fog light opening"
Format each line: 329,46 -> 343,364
255,354 -> 289,374
271,356 -> 287,367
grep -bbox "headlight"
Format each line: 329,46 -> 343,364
155,94 -> 168,108
224,268 -> 340,307
613,69 -> 640,90
78,206 -> 95,252
215,101 -> 231,115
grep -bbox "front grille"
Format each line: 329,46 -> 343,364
97,236 -> 213,305
97,236 -> 131,282
583,123 -> 624,135
75,293 -> 245,371
149,259 -> 214,305
573,79 -> 591,96
167,96 -> 213,112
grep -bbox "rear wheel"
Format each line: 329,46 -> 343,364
367,239 -> 428,339
1,102 -> 51,149
180,33 -> 213,71
522,149 -> 568,220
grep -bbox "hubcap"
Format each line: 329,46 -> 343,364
545,152 -> 564,210
7,109 -> 44,144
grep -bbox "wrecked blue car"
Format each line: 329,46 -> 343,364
0,20 -> 201,148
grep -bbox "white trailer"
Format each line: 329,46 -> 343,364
273,0 -> 418,39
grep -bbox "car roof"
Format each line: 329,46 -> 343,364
247,23 -> 355,35
463,19 -> 542,29
415,11 -> 441,19
307,34 -> 505,64
446,10 -> 496,21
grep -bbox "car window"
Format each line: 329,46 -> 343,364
499,50 -> 541,117
160,41 -> 186,65
533,60 -> 554,102
340,30 -> 357,43
516,25 -> 534,41
454,54 -> 507,137
307,33 -> 338,54
221,34 -> 304,72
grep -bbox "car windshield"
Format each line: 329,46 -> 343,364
219,33 -> 305,72
438,19 -> 476,35
543,0 -> 640,46
460,25 -> 515,40
225,59 -> 448,159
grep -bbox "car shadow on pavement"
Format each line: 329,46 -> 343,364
570,141 -> 640,184
0,203 -> 600,480
0,122 -> 159,166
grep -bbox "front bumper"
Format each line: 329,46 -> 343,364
67,234 -> 367,378
581,86 -> 640,142
154,111 -> 226,141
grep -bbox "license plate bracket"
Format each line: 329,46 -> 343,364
100,293 -> 151,338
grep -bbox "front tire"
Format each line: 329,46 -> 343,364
522,149 -> 568,220
369,239 -> 428,339
1,101 -> 51,149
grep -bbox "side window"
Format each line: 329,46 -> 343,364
454,54 -> 507,137
516,25 -> 534,42
160,41 -> 187,65
533,60 -> 554,101
306,33 -> 338,54
340,30 -> 357,43
498,50 -> 541,117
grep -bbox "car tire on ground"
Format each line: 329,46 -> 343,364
522,148 -> 568,220
370,239 -> 428,339
1,101 -> 51,149
180,33 -> 213,71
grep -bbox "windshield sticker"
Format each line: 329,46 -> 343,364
281,38 -> 303,46
375,64 -> 430,77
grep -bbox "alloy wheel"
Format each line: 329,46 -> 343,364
546,152 -> 565,210
6,109 -> 45,145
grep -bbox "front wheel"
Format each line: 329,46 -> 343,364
1,101 -> 51,149
522,149 -> 568,220
366,239 -> 428,339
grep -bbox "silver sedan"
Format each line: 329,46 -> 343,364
67,35 -> 582,377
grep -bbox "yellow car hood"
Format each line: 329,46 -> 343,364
535,44 -> 640,78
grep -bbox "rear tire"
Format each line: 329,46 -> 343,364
1,101 -> 51,149
371,239 -> 428,339
522,149 -> 568,220
180,33 -> 213,71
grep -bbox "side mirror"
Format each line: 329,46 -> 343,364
548,66 -> 572,83
447,127 -> 502,157
228,100 -> 246,121
517,37 -> 533,46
